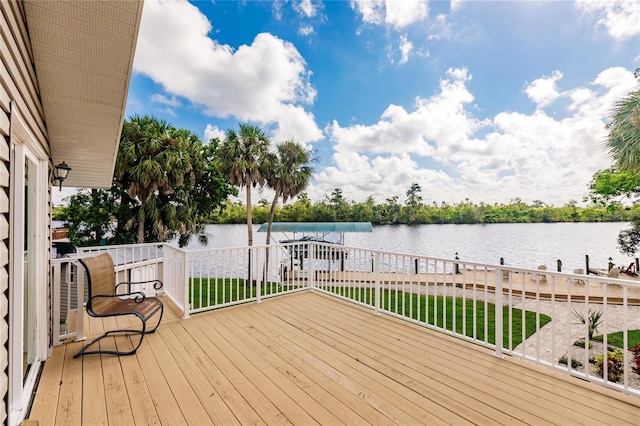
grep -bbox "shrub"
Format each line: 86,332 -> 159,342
559,356 -> 583,369
573,308 -> 603,340
631,344 -> 640,374
573,339 -> 592,349
594,349 -> 625,382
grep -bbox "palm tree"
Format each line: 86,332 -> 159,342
217,124 -> 271,282
264,141 -> 314,246
262,141 -> 314,282
217,124 -> 271,244
606,90 -> 640,171
115,115 -> 193,243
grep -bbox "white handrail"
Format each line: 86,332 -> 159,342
50,240 -> 640,397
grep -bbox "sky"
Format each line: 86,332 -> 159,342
122,0 -> 640,207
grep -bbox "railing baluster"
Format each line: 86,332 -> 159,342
495,266 -> 503,358
60,241 -> 640,397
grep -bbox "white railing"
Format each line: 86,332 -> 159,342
309,241 -> 640,397
52,243 -> 164,345
179,243 -> 309,316
51,258 -> 83,345
51,240 -> 640,396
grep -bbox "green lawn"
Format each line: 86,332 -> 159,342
189,278 -> 294,309
593,329 -> 640,349
188,279 -> 551,349
336,287 -> 551,348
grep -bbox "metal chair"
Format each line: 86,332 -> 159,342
74,252 -> 164,358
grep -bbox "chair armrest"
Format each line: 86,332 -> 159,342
90,291 -> 147,304
116,279 -> 163,294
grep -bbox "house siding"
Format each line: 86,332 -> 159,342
1,1 -> 51,423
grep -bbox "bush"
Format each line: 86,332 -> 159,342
594,349 -> 625,382
631,344 -> 640,374
573,308 -> 603,340
559,355 -> 583,369
573,339 -> 592,349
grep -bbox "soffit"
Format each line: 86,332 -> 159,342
23,0 -> 143,188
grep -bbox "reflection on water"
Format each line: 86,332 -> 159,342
178,222 -> 633,274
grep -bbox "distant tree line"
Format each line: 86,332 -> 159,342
206,186 -> 638,225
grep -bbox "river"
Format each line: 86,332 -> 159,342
179,222 -> 634,274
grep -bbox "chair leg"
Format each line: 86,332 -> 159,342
74,318 -> 147,358
145,301 -> 164,334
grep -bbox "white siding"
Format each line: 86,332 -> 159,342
1,1 -> 50,423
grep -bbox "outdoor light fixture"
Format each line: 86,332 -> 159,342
53,161 -> 71,190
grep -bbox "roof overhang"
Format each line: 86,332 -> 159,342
24,0 -> 143,188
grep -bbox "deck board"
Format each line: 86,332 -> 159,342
274,296 -> 583,424
27,345 -> 65,425
289,295 -> 639,424
265,297 -> 539,425
243,301 -> 469,425
29,291 -> 640,425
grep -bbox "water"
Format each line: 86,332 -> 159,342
180,222 -> 634,274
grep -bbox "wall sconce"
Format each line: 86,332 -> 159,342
53,161 -> 71,190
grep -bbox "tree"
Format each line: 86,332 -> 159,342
185,138 -> 237,244
587,167 -> 640,206
405,183 -> 423,208
115,115 -> 194,244
59,188 -> 120,247
404,183 -> 423,224
327,188 -> 350,220
262,141 -> 314,281
217,124 -> 271,284
606,90 -> 640,172
63,117 -> 234,249
217,124 -> 271,246
263,141 -> 314,247
594,79 -> 640,254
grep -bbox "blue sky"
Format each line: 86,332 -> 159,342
124,0 -> 640,206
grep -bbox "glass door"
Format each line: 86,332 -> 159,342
8,118 -> 48,424
22,156 -> 38,381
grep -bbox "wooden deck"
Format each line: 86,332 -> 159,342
29,291 -> 640,425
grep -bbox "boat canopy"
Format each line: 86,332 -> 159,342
257,222 -> 373,233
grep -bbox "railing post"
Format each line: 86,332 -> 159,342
374,252 -> 381,316
308,242 -> 315,289
256,246 -> 262,304
494,266 -> 504,358
52,260 -> 62,346
182,249 -> 190,319
74,261 -> 85,342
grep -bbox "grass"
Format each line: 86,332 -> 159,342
336,287 -> 551,348
593,330 -> 640,349
189,278 -> 295,309
188,278 -> 552,349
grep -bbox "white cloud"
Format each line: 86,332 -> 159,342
385,0 -> 429,29
398,34 -> 413,64
524,70 -> 563,108
272,1 -> 284,20
134,0 -> 323,143
451,0 -> 463,13
350,0 -> 384,26
150,93 -> 182,108
293,0 -> 318,18
150,93 -> 182,116
350,0 -> 429,29
203,124 -> 226,143
319,67 -> 638,205
328,68 -> 480,159
298,25 -> 314,36
576,0 -> 640,40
